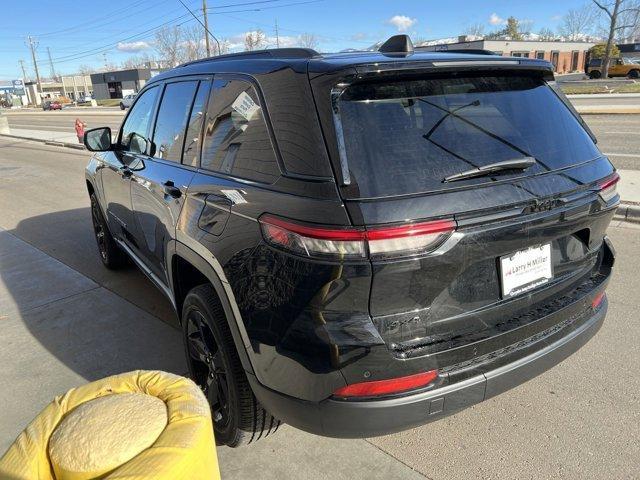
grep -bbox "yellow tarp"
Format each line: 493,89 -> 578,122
0,370 -> 220,480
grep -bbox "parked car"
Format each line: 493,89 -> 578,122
84,35 -> 618,447
42,100 -> 62,111
586,57 -> 640,78
119,94 -> 136,110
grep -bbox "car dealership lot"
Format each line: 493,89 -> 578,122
0,134 -> 639,478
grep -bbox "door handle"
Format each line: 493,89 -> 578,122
163,180 -> 182,199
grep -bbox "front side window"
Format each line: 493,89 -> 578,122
201,78 -> 279,183
152,81 -> 199,162
119,86 -> 159,154
336,74 -> 601,198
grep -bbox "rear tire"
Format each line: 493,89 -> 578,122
120,103 -> 125,110
629,69 -> 639,79
182,284 -> 281,447
90,193 -> 128,269
589,70 -> 602,79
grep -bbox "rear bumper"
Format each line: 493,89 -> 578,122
248,299 -> 607,438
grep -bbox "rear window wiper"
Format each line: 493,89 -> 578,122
443,157 -> 536,183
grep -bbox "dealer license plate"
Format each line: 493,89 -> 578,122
500,244 -> 553,298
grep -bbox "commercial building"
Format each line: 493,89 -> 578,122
23,75 -> 93,105
90,67 -> 166,100
619,42 -> 640,61
418,37 -> 596,74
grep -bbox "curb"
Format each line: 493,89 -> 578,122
614,203 -> 640,224
575,107 -> 640,115
0,133 -> 85,151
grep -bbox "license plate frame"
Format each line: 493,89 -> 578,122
499,243 -> 553,298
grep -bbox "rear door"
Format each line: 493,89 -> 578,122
129,78 -> 210,285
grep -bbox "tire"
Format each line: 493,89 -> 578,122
629,69 -> 640,79
182,284 -> 281,447
120,103 -> 125,110
589,70 -> 602,79
90,193 -> 128,269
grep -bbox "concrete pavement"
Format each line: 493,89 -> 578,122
0,136 -> 639,478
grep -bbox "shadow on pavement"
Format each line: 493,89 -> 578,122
0,207 -> 186,384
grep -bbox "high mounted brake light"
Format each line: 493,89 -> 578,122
259,215 -> 456,260
333,370 -> 439,398
598,173 -> 620,202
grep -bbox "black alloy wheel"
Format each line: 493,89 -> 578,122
89,193 -> 128,269
185,309 -> 231,429
181,284 -> 280,447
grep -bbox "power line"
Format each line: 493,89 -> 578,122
177,0 -> 221,54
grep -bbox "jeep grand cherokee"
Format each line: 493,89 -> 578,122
84,35 -> 618,447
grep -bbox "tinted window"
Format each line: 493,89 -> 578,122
152,81 -> 198,162
183,81 -> 211,167
120,86 -> 158,154
336,74 -> 600,198
201,79 -> 279,183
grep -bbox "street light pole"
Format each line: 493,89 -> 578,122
203,0 -> 211,56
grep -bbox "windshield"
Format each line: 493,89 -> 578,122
336,73 -> 600,198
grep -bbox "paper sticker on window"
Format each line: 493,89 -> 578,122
231,91 -> 260,121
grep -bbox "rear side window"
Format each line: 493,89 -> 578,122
201,78 -> 279,183
120,86 -> 159,154
183,81 -> 211,167
152,81 -> 198,162
336,74 -> 601,198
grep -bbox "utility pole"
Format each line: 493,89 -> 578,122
47,47 -> 57,80
202,0 -> 211,56
19,60 -> 29,81
103,52 -> 108,71
275,19 -> 280,48
27,36 -> 42,104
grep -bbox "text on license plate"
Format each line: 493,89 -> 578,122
500,244 -> 553,298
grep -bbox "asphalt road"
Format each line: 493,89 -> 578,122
0,136 -> 639,479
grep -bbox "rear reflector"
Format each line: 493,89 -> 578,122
592,291 -> 606,310
598,173 -> 620,202
333,370 -> 439,398
259,215 -> 455,259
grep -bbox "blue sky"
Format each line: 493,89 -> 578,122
0,0 -> 591,80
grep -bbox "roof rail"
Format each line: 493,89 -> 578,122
180,47 -> 319,67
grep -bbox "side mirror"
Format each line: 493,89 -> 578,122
84,127 -> 112,152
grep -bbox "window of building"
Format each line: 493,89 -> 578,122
152,81 -> 199,162
536,51 -> 545,60
551,51 -> 560,70
511,52 -> 530,58
183,81 -> 211,167
120,86 -> 159,154
571,51 -> 580,71
201,78 -> 280,183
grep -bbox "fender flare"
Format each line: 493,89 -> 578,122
167,240 -> 255,375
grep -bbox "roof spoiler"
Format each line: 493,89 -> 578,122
378,35 -> 414,54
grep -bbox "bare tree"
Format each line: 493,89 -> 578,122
538,27 -> 557,40
616,3 -> 640,40
298,33 -> 319,49
464,23 -> 485,38
155,26 -> 183,67
183,25 -> 207,61
244,30 -> 266,51
592,0 -> 640,76
215,39 -> 231,56
78,64 -> 95,75
121,53 -> 157,69
560,5 -> 596,40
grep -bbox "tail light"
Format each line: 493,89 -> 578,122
598,173 -> 620,202
592,291 -> 606,310
259,215 -> 456,260
333,370 -> 439,398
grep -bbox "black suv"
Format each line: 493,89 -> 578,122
84,36 -> 618,447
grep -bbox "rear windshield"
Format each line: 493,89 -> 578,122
336,73 -> 600,198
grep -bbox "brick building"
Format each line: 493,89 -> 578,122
418,37 -> 596,74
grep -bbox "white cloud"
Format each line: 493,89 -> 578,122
550,14 -> 562,21
116,41 -> 150,52
388,15 -> 418,33
489,13 -> 506,25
